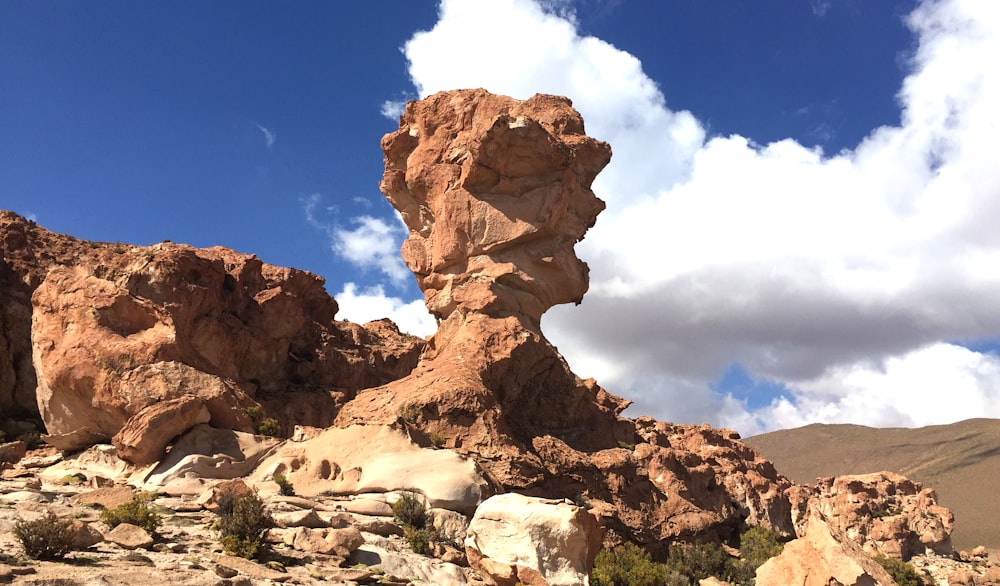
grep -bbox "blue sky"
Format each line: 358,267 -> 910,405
4,0 -> 999,435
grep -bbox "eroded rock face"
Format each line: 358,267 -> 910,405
756,512 -> 898,586
381,89 -> 610,324
791,471 -> 955,560
0,210 -> 424,460
337,90 -> 795,548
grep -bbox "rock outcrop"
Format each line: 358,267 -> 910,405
0,89 -> 961,582
336,89 -> 795,548
465,493 -> 602,586
0,210 -> 423,460
756,512 -> 898,586
790,471 -> 954,560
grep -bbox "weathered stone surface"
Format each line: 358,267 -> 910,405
68,519 -> 105,549
465,493 -> 602,586
0,440 -> 26,466
284,526 -> 364,556
791,471 -> 954,560
381,89 -> 610,324
112,395 -> 211,465
335,90 -> 795,549
135,425 -> 279,494
251,425 -> 486,513
70,485 -> 136,510
0,210 -> 423,448
756,513 -> 898,586
105,522 -> 154,550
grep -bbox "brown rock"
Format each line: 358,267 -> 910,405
112,395 -> 210,464
381,89 -> 610,324
756,513 -> 897,586
67,519 -> 104,549
336,90 -> 794,548
0,440 -> 26,466
793,471 -> 954,560
972,545 -> 989,558
105,522 -> 154,550
285,526 -> 364,557
0,209 -> 422,447
70,485 -> 136,510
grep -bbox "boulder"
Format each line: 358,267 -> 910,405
465,493 -> 602,586
105,522 -> 154,550
67,519 -> 104,549
284,526 -> 364,556
112,395 -> 210,465
0,440 -> 26,466
134,424 -> 279,494
756,513 -> 898,586
70,485 -> 136,510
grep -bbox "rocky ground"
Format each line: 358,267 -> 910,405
1,447 -> 482,586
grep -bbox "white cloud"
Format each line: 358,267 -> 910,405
391,0 -> 1000,434
302,194 -> 411,287
335,283 -> 436,337
332,215 -> 411,286
252,122 -> 276,148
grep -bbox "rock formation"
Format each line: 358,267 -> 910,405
0,89 -> 965,584
464,493 -> 602,586
336,89 -> 795,548
790,471 -> 955,560
0,210 -> 423,459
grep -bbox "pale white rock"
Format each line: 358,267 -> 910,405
465,493 -> 603,586
251,425 -> 486,514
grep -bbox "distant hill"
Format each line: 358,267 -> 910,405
743,418 -> 1000,553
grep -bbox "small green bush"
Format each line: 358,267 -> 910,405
391,491 -> 427,529
100,494 -> 162,534
428,432 -> 445,448
14,512 -> 74,560
256,417 -> 281,437
666,541 -> 731,583
874,555 -> 930,586
273,473 -> 294,496
591,542 -> 686,586
215,490 -> 273,560
403,525 -> 438,555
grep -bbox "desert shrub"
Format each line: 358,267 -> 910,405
428,432 -> 445,448
730,525 -> 785,582
244,406 -> 281,437
273,473 -> 294,496
874,555 -> 929,586
403,525 -> 438,555
391,491 -> 427,529
256,417 -> 280,437
665,541 -> 731,583
14,512 -> 74,560
215,490 -> 273,560
100,494 -> 162,534
591,542 -> 687,586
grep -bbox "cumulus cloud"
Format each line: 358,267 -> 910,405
302,194 -> 412,287
380,0 -> 1000,434
335,283 -> 436,337
331,215 -> 411,285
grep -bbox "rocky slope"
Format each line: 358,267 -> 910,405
744,419 -> 1000,553
0,89 -> 978,584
